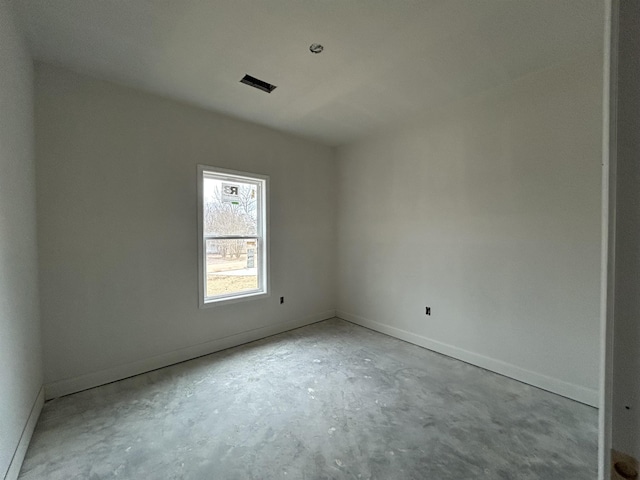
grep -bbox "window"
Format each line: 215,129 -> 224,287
197,165 -> 268,306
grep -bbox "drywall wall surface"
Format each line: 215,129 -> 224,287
0,1 -> 43,477
612,0 -> 640,458
35,64 -> 336,389
336,53 -> 603,404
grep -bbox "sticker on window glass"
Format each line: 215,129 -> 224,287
222,183 -> 240,204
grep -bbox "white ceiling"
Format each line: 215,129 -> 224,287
15,0 -> 603,146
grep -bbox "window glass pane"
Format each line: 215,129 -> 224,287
205,238 -> 259,297
203,177 -> 258,236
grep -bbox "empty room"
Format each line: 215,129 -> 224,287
2,1 -> 639,479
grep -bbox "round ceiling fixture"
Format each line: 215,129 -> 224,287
309,43 -> 324,54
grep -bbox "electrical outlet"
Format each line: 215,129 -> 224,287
280,296 -> 284,304
425,306 -> 431,316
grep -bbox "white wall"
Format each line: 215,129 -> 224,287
35,64 -> 336,397
336,53 -> 603,406
0,1 -> 44,478
612,0 -> 640,459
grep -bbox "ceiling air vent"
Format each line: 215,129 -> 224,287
240,74 -> 277,93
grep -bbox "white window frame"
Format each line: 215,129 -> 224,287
197,165 -> 269,307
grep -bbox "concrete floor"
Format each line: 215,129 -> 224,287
19,318 -> 598,479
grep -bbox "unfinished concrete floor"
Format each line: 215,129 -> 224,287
19,318 -> 598,479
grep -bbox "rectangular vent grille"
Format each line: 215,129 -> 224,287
240,74 -> 277,93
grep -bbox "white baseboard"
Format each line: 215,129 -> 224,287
45,310 -> 336,400
337,310 -> 599,407
5,386 -> 44,480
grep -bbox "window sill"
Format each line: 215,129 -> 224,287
199,290 -> 269,309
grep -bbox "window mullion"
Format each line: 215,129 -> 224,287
204,235 -> 259,240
